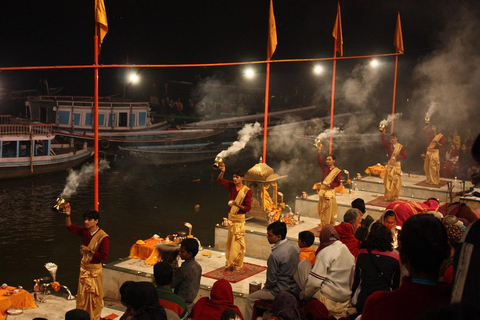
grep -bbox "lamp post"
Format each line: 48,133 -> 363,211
123,71 -> 140,98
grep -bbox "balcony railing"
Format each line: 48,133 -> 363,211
0,124 -> 53,136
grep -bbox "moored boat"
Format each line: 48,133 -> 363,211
24,95 -> 224,150
0,123 -> 93,180
118,141 -> 233,165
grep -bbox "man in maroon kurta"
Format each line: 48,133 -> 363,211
217,166 -> 252,271
65,206 -> 110,320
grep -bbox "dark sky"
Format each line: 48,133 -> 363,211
0,0 -> 478,108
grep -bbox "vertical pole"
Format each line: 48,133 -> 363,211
391,54 -> 399,134
263,61 -> 271,163
329,43 -> 337,154
94,24 -> 99,211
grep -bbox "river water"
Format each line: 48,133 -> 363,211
0,137 -> 384,294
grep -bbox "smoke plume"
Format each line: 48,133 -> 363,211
61,160 -> 110,198
380,113 -> 403,127
218,122 -> 262,158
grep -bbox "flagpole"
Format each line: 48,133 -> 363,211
94,24 -> 99,211
329,46 -> 337,154
263,60 -> 271,163
391,53 -> 399,134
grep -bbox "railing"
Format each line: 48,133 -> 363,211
0,115 -> 12,124
0,124 -> 53,136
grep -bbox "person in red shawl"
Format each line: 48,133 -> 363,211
191,279 -> 244,320
334,208 -> 362,258
442,143 -> 459,178
385,198 -> 440,226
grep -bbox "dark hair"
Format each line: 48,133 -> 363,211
83,210 -> 100,221
65,309 -> 90,320
327,154 -> 336,161
384,209 -> 396,219
472,134 -> 480,163
399,214 -> 449,277
233,169 -> 245,177
221,309 -> 241,320
180,238 -> 199,257
153,262 -> 173,286
344,208 -> 361,224
427,197 -> 440,204
298,231 -> 315,247
268,221 -> 287,240
366,222 -> 393,252
120,281 -> 167,320
390,133 -> 397,138
351,198 -> 366,213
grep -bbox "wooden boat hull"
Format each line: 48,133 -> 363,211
119,142 -> 232,165
0,148 -> 93,180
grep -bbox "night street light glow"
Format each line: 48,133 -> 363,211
313,65 -> 323,74
244,67 -> 255,79
128,72 -> 140,84
370,59 -> 379,67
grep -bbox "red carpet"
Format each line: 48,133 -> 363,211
415,180 -> 448,188
202,262 -> 267,283
366,197 -> 394,208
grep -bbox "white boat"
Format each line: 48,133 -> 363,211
24,95 -> 224,150
0,123 -> 93,180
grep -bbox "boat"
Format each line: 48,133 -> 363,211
179,105 -> 322,130
118,141 -> 233,165
0,123 -> 93,180
24,95 -> 224,150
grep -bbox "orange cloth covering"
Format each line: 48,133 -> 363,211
365,164 -> 386,179
299,247 -> 316,266
0,286 -> 36,320
129,238 -> 174,265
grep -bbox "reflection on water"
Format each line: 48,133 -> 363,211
0,139 -> 380,294
0,158 -> 233,293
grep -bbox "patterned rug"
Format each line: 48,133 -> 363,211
415,180 -> 448,188
202,262 -> 267,283
366,197 -> 394,208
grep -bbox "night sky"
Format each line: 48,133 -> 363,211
0,0 -> 479,134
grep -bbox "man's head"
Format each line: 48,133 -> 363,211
232,169 -> 245,185
399,214 -> 449,278
390,133 -> 398,144
298,230 -> 315,248
343,208 -> 362,230
153,261 -> 173,286
325,154 -> 336,167
83,210 -> 99,229
179,238 -> 199,260
267,221 -> 287,244
351,198 -> 366,214
431,124 -> 438,133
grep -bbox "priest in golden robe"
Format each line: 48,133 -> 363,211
423,124 -> 444,185
314,145 -> 342,228
381,130 -> 407,201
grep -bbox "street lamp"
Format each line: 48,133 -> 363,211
123,71 -> 140,98
313,65 -> 323,75
244,67 -> 255,79
370,59 -> 379,68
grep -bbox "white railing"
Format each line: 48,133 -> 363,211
0,124 -> 53,136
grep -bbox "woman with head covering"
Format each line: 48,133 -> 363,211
298,225 -> 355,319
120,281 -> 167,320
351,222 -> 401,314
379,209 -> 399,248
191,279 -> 243,320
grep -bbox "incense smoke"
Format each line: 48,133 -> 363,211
380,113 -> 403,127
316,127 -> 342,141
61,160 -> 110,199
425,102 -> 437,119
341,63 -> 383,108
217,122 -> 262,158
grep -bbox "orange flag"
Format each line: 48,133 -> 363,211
332,2 -> 343,57
95,0 -> 108,46
267,0 -> 277,60
394,12 -> 404,54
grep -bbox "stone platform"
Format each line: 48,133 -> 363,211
103,249 -> 268,313
295,173 -> 473,222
